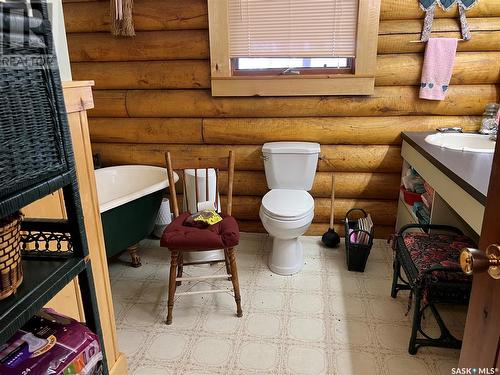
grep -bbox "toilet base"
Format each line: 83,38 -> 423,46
268,237 -> 304,275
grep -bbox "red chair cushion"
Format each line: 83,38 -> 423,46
160,212 -> 240,251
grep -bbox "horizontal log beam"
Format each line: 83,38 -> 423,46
219,195 -> 397,226
91,91 -> 128,117
376,52 -> 500,86
89,116 -> 480,145
67,31 -> 209,62
67,28 -> 500,63
74,52 -> 499,90
90,86 -> 499,118
379,17 -> 500,35
63,0 -> 500,32
217,171 -> 400,200
378,31 -> 500,54
90,143 -> 403,173
63,0 -> 208,33
72,61 -> 210,89
202,116 -> 481,145
88,118 -> 203,143
238,220 -> 394,239
380,0 -> 500,20
63,0 -> 104,3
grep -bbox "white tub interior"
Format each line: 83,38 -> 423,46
95,165 -> 172,213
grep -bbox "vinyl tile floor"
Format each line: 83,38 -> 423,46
108,233 -> 466,375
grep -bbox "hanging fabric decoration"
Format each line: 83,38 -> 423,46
419,0 -> 478,41
110,0 -> 135,37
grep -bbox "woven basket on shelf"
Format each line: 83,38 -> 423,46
0,212 -> 23,300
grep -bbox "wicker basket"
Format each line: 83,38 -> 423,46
0,212 -> 23,300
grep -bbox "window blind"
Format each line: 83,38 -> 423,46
228,0 -> 359,58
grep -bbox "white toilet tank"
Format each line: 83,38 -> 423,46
262,142 -> 321,190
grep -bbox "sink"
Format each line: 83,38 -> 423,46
424,133 -> 496,153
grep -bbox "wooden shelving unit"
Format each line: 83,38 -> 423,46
0,0 -> 108,372
0,257 -> 85,341
396,160 -> 479,242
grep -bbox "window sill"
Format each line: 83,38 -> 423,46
210,76 -> 375,96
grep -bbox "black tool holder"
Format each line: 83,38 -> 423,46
344,208 -> 374,272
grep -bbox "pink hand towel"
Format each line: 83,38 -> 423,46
419,38 -> 458,101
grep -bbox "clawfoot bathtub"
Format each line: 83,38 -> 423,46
94,165 -> 177,267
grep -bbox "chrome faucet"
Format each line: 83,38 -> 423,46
490,124 -> 497,141
479,103 -> 499,141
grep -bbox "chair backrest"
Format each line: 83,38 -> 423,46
165,151 -> 235,218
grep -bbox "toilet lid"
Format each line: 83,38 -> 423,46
262,189 -> 314,220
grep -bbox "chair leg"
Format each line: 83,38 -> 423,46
408,289 -> 422,355
176,253 -> 184,286
391,256 -> 401,298
227,247 -> 243,317
224,249 -> 232,280
166,250 -> 179,325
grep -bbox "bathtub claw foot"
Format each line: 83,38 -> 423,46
128,244 -> 142,268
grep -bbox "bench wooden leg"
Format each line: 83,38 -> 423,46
391,257 -> 401,298
391,253 -> 411,298
409,289 -> 422,355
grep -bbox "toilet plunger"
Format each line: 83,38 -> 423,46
321,174 -> 341,248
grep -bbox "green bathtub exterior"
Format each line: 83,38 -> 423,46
100,190 -> 164,258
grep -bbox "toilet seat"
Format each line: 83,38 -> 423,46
261,189 -> 314,221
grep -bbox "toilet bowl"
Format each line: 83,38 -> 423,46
259,189 -> 315,275
259,141 -> 320,275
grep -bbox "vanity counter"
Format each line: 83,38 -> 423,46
399,132 -> 494,235
401,132 -> 493,205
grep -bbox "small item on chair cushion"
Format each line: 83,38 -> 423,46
161,212 -> 239,250
183,209 -> 223,228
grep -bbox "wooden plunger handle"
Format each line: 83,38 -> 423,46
330,174 -> 335,229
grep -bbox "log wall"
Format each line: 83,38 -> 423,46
63,0 -> 500,238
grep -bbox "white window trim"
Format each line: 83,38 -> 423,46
208,0 -> 381,97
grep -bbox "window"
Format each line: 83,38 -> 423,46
233,57 -> 353,75
208,0 -> 381,96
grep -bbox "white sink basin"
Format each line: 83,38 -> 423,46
425,133 -> 496,153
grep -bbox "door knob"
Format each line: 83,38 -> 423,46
460,244 -> 500,279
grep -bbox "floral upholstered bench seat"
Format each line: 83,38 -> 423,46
403,232 -> 475,286
391,224 -> 475,354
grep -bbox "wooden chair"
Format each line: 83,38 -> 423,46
161,151 -> 242,325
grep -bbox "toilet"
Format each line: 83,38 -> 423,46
259,142 -> 320,275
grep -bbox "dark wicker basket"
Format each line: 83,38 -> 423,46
344,208 -> 374,272
0,212 -> 23,300
0,2 -> 69,200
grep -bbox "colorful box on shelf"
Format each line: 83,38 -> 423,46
0,309 -> 102,375
400,186 -> 423,206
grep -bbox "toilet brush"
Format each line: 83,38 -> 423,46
321,174 -> 341,248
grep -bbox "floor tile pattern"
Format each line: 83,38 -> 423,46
109,234 -> 465,375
